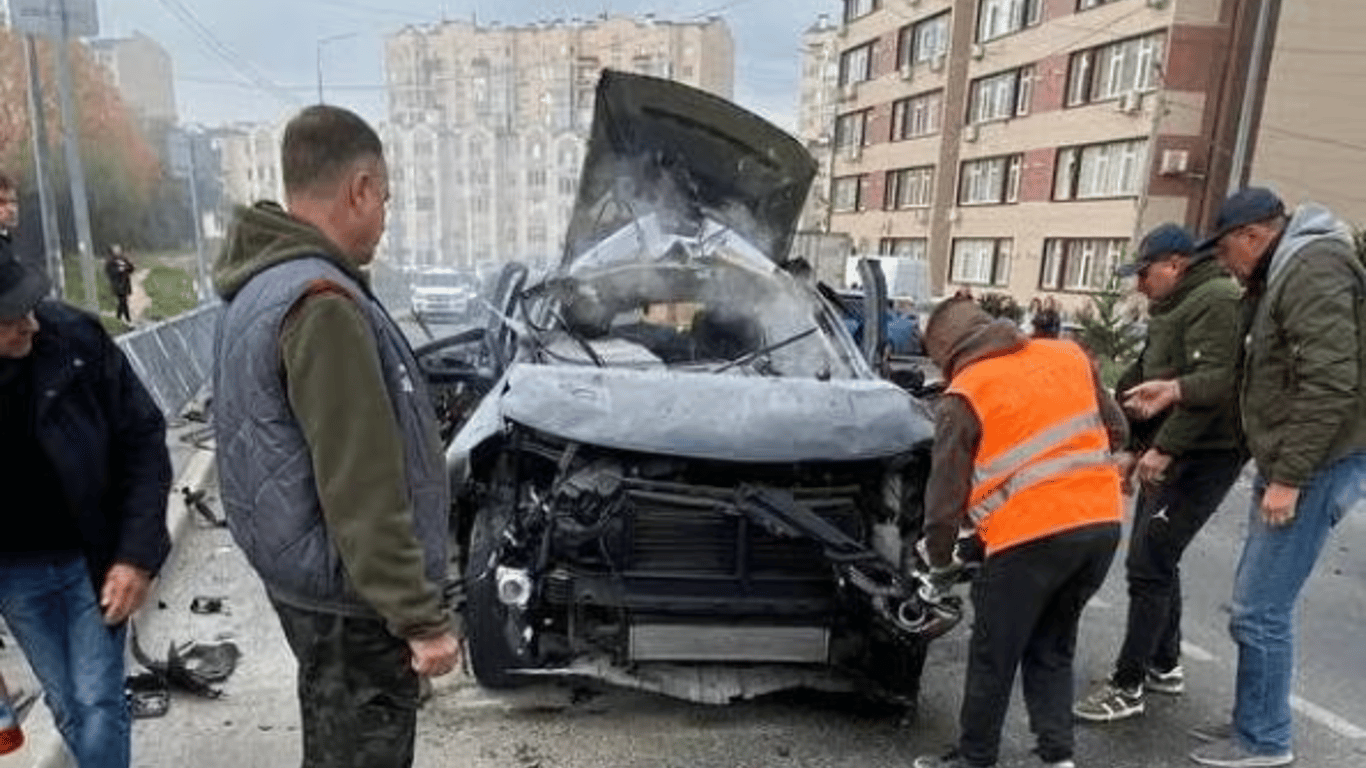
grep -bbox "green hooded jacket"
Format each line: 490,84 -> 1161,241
1115,257 -> 1243,457
1236,203 -> 1366,487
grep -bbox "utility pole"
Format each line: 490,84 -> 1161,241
52,5 -> 99,311
23,35 -> 65,298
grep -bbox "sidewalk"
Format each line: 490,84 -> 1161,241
0,422 -> 217,768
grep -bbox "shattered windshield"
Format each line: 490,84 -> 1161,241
534,239 -> 860,380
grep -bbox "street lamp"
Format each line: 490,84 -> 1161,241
316,32 -> 359,104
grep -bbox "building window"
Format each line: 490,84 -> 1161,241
1054,138 -> 1148,200
968,65 -> 1034,124
844,0 -> 880,23
880,238 -> 928,259
836,109 -> 871,149
1040,238 -> 1126,291
833,175 -> 865,212
952,238 -> 1013,286
977,0 -> 1042,42
958,154 -> 1022,205
898,12 -> 950,67
1067,32 -> 1164,106
886,166 -> 935,209
891,90 -> 943,140
840,43 -> 875,85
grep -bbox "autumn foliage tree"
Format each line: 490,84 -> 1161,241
0,29 -> 184,254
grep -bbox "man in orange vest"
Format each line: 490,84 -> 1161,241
912,297 -> 1127,768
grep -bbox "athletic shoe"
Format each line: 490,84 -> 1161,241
1189,738 -> 1293,767
912,749 -> 990,768
1072,680 -> 1144,722
1145,664 -> 1185,694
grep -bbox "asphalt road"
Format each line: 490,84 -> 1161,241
107,437 -> 1366,768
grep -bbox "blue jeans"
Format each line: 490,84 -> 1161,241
0,553 -> 130,768
1230,452 -> 1366,755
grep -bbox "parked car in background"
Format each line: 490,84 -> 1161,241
414,71 -> 959,710
410,267 -> 476,324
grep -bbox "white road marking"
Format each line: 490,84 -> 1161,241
1291,695 -> 1366,740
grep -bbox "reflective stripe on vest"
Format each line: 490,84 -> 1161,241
949,339 -> 1121,554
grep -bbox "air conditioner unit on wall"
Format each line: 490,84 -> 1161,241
839,82 -> 858,101
963,124 -> 979,143
915,208 -> 929,224
1146,0 -> 1169,8
900,63 -> 915,81
1116,91 -> 1141,113
1159,149 -> 1190,176
971,43 -> 986,61
947,207 -> 961,224
845,144 -> 862,162
929,54 -> 946,73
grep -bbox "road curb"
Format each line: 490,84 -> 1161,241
3,446 -> 217,768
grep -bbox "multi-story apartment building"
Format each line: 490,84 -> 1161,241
89,32 -> 178,127
1250,0 -> 1366,227
820,0 -> 1271,308
796,15 -> 841,232
214,122 -> 284,212
382,15 -> 735,272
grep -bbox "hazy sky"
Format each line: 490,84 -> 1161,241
95,0 -> 837,131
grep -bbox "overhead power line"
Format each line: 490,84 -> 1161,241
156,0 -> 299,106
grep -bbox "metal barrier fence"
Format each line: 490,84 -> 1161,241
117,302 -> 222,417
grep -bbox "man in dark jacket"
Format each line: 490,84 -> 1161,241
1074,223 -> 1245,723
212,105 -> 459,768
104,244 -> 134,324
912,297 -> 1126,768
0,171 -> 172,768
1128,188 -> 1366,767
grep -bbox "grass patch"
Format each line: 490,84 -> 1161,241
142,264 -> 198,321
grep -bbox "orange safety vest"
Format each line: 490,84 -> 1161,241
948,339 -> 1121,556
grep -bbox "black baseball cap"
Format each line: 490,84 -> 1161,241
1116,223 -> 1195,278
0,252 -> 49,321
1196,186 -> 1286,252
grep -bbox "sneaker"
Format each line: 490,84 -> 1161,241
912,749 -> 990,768
1072,680 -> 1144,722
1043,761 -> 1075,768
1188,722 -> 1236,743
1145,664 -> 1185,694
1189,737 -> 1294,767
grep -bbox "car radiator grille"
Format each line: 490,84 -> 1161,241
621,482 -> 863,579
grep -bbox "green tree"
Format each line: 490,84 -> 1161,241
1073,276 -> 1141,387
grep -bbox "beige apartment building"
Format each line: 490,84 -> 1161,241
89,32 -> 177,127
1250,0 -> 1366,227
382,15 -> 734,271
819,0 -> 1273,308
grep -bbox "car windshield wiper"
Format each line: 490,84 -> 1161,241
713,326 -> 818,374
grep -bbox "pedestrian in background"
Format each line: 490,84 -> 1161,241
912,297 -> 1126,768
1074,223 -> 1244,724
1127,188 -> 1366,768
104,244 -> 134,324
0,169 -> 173,768
211,105 -> 460,768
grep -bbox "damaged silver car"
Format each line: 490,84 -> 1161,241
418,71 -> 955,708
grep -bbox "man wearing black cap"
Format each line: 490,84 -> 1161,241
1073,223 -> 1244,724
1128,188 -> 1366,767
0,170 -> 172,768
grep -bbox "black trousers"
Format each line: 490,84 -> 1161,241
271,599 -> 421,768
958,523 -> 1120,767
1111,449 -> 1245,689
114,293 -> 131,323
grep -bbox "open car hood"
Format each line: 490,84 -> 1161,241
562,70 -> 817,269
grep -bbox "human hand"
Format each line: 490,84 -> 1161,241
1261,482 -> 1300,527
100,563 -> 152,626
1136,448 -> 1173,487
408,631 -> 462,677
1114,451 -> 1137,495
1123,380 -> 1182,420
